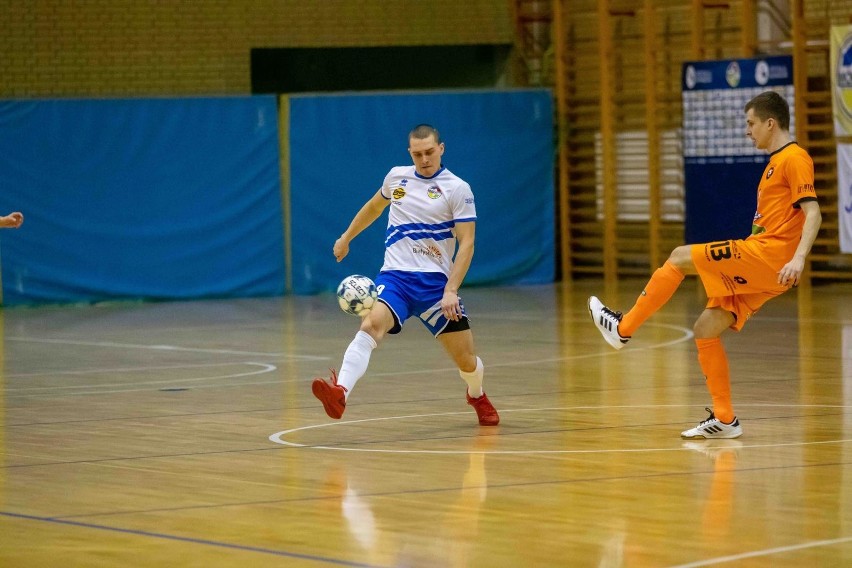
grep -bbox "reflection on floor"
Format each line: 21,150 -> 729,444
2,279 -> 851,566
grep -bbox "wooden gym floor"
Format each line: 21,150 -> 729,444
1,278 -> 851,567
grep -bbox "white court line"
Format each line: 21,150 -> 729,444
669,535 -> 852,567
486,322 -> 694,368
6,363 -> 276,395
269,403 -> 852,454
4,378 -> 288,398
342,321 -> 695,379
6,361 -> 273,379
6,362 -> 275,391
4,319 -> 691,382
5,336 -> 328,360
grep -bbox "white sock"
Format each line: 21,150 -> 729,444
459,356 -> 484,398
337,331 -> 377,398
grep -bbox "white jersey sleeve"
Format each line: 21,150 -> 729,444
445,179 -> 476,224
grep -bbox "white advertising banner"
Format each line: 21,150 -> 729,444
831,25 -> 852,136
838,144 -> 852,253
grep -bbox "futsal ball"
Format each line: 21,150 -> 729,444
336,275 -> 378,317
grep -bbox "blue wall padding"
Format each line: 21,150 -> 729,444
0,97 -> 285,305
288,89 -> 555,294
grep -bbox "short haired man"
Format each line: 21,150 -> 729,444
312,125 -> 499,426
588,91 -> 821,439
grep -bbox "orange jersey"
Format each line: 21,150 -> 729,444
747,142 -> 816,267
690,142 -> 816,329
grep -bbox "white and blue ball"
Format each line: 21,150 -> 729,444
336,275 -> 378,317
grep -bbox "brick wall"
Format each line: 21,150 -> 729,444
0,0 -> 513,97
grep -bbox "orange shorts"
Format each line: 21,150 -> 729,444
690,239 -> 790,331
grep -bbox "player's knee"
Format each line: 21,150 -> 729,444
692,320 -> 715,339
667,245 -> 693,272
456,356 -> 477,374
359,311 -> 391,342
358,322 -> 384,343
693,309 -> 733,338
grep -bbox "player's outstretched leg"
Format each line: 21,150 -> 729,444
681,407 -> 742,439
312,369 -> 348,419
588,296 -> 630,350
466,391 -> 499,426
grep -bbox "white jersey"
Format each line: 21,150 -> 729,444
379,165 -> 476,276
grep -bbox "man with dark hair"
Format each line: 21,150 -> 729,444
311,124 -> 499,426
588,90 -> 821,439
409,123 -> 442,144
745,90 -> 790,130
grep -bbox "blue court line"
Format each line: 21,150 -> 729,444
0,511 -> 389,568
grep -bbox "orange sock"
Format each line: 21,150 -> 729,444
619,261 -> 685,337
696,337 -> 735,423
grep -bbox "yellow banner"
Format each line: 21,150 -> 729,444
831,24 -> 852,136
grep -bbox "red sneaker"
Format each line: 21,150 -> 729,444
466,391 -> 500,426
312,369 -> 347,419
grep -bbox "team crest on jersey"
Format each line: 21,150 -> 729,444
392,187 -> 406,199
426,185 -> 442,199
766,166 -> 775,179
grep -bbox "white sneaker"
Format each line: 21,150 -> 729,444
588,296 -> 630,350
681,408 -> 743,439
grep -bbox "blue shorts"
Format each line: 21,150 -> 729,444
374,270 -> 468,336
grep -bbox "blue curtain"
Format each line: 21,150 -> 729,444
288,89 -> 555,294
0,97 -> 285,305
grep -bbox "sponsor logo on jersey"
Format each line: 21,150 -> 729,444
465,197 -> 474,204
427,185 -> 442,199
797,183 -> 814,194
766,166 -> 775,179
412,245 -> 443,260
392,187 -> 406,199
719,272 -> 747,293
